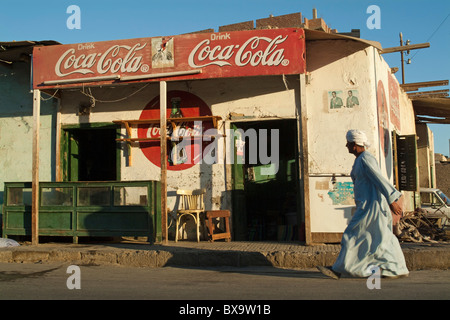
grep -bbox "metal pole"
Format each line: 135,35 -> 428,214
32,90 -> 40,245
160,81 -> 168,244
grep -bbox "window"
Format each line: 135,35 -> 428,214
114,186 -> 148,206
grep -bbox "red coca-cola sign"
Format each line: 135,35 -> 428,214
137,90 -> 214,171
54,43 -> 147,77
33,28 -> 305,89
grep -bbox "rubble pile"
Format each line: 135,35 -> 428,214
395,208 -> 448,243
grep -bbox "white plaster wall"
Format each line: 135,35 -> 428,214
306,42 -> 379,175
0,63 -> 56,209
59,75 -> 300,238
306,42 -> 378,232
306,43 -> 417,233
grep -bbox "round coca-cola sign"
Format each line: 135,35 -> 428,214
137,90 -> 213,171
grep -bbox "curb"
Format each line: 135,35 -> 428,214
1,243 -> 449,270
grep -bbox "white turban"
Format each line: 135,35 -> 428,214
346,129 -> 371,148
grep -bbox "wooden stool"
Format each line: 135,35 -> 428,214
205,210 -> 231,242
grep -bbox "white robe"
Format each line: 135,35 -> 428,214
332,151 -> 409,277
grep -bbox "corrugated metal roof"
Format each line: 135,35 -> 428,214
413,97 -> 450,124
304,28 -> 382,50
0,40 -> 60,63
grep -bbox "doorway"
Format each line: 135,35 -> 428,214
231,119 -> 301,241
61,125 -> 119,181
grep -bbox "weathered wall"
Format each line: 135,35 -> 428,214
373,47 -> 417,213
305,42 -> 417,234
305,41 -> 377,233
58,75 -> 300,238
0,62 -> 57,213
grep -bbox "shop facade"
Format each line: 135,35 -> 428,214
3,26 -> 418,244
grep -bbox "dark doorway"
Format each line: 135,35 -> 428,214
231,119 -> 301,241
63,127 -> 118,181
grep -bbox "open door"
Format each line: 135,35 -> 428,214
231,119 -> 301,241
62,126 -> 119,181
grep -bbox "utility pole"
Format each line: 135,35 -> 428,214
400,32 -> 405,84
380,35 -> 429,84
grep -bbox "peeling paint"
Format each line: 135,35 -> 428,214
327,182 -> 354,205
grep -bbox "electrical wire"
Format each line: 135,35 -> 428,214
410,13 -> 450,61
80,82 -> 151,105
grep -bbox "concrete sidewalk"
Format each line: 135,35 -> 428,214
0,240 -> 449,270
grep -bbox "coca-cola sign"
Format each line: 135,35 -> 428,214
188,35 -> 290,68
55,43 -> 147,77
33,28 -> 305,89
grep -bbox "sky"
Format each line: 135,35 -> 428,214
1,0 -> 449,156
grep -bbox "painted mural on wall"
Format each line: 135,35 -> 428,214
377,81 -> 389,158
388,72 -> 401,131
328,89 -> 359,111
377,80 -> 393,178
137,90 -> 214,171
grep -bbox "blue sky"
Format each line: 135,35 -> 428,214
1,0 -> 449,155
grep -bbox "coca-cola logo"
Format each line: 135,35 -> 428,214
138,90 -> 213,171
35,29 -> 304,88
55,43 -> 148,77
188,35 -> 290,68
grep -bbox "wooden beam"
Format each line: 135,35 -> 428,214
160,81 -> 168,244
381,42 -> 430,54
410,94 -> 449,99
416,116 -> 450,124
116,135 -> 224,142
401,80 -> 449,92
408,89 -> 449,97
124,121 -> 132,166
32,90 -> 40,245
299,74 -> 311,245
112,116 -> 222,126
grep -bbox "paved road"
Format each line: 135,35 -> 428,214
1,262 -> 449,302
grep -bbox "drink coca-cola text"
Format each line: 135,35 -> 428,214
55,43 -> 147,77
188,35 -> 289,68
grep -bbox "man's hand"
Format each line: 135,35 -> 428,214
389,201 -> 403,216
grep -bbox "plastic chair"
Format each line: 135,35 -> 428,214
175,188 -> 206,242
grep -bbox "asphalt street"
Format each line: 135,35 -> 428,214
0,262 -> 448,301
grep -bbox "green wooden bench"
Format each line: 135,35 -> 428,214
2,181 -> 161,243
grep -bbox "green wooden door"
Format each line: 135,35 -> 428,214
61,130 -> 80,182
231,124 -> 248,240
69,131 -> 80,181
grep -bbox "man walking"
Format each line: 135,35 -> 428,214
317,130 -> 409,279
